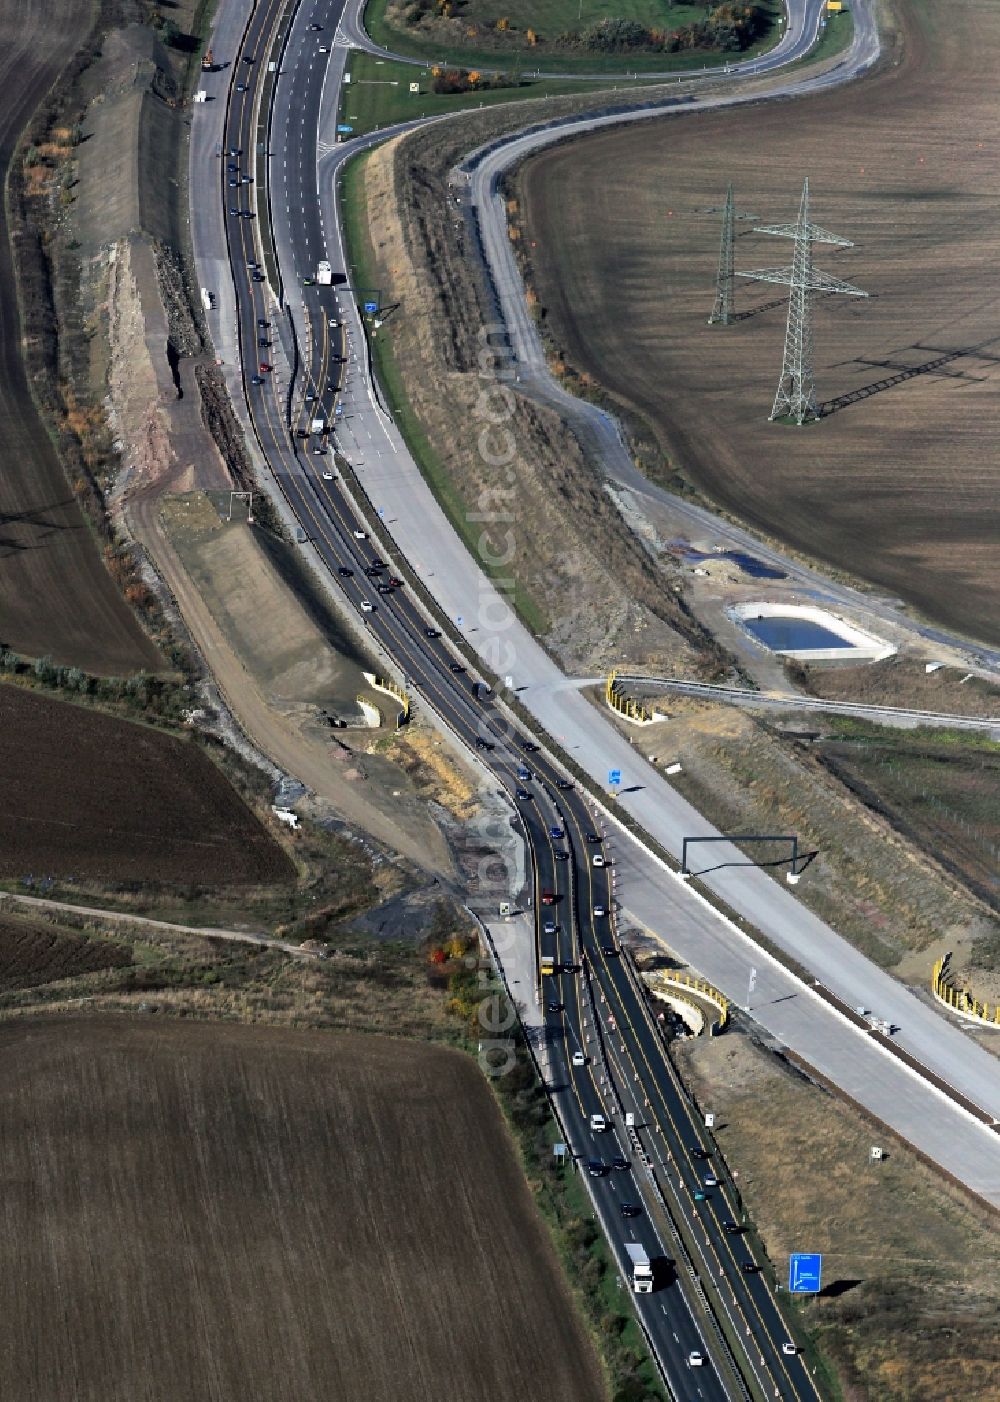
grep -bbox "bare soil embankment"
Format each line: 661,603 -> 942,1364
519,0 -> 1000,646
359,120 -> 717,676
674,1028 -> 1000,1401
0,0 -> 157,672
0,1016 -> 606,1402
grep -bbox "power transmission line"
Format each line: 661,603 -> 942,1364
737,178 -> 868,424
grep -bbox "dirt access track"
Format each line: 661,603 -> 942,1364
519,0 -> 1000,647
0,1016 -> 605,1402
0,0 -> 158,675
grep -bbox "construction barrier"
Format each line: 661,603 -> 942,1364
605,670 -> 666,727
932,955 -> 1000,1027
641,969 -> 729,1036
363,671 -> 410,728
356,695 -> 381,728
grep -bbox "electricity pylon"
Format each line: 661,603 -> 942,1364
736,178 -> 868,424
703,183 -> 756,326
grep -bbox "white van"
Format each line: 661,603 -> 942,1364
592,852 -> 606,868
589,1112 -> 607,1132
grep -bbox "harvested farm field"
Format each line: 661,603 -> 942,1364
0,0 -> 159,674
0,908 -> 132,990
0,684 -> 294,887
0,1017 -> 605,1402
518,0 -> 1000,645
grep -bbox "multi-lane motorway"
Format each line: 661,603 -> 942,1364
193,0 -> 1000,1391
206,6 -> 824,1392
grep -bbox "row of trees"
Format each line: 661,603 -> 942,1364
0,648 -> 189,724
430,65 -> 518,92
574,4 -> 767,52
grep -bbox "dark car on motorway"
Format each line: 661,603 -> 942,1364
257,318 -> 270,328
546,1000 -> 562,1014
722,1221 -> 742,1234
515,788 -> 531,801
741,1262 -> 760,1274
387,575 -> 403,588
620,1203 -> 641,1218
554,851 -> 569,862
587,1160 -> 606,1177
424,626 -> 441,638
258,338 -> 270,347
600,943 -> 617,957
523,741 -> 540,753
556,779 -> 573,790
449,662 -> 466,674
586,831 -> 602,843
337,567 -> 353,578
612,1155 -> 630,1171
475,737 -> 494,751
377,583 -> 393,595
250,374 -> 264,385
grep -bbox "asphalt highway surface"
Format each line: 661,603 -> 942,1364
192,0 -> 1000,1390
202,1 -> 839,1392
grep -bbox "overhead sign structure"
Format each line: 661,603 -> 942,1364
608,769 -> 622,786
789,1253 -> 823,1294
363,300 -> 378,314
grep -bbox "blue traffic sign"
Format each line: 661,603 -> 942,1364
608,769 -> 621,786
789,1253 -> 822,1294
336,124 -> 354,133
363,300 -> 378,314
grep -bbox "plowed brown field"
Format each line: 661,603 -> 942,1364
0,1017 -> 605,1402
520,0 -> 1000,644
0,0 -> 158,673
0,684 -> 294,887
0,910 -> 132,989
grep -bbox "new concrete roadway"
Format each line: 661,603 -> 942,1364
307,0 -> 1000,1207
189,0 -> 1000,1390
193,1 -> 838,1393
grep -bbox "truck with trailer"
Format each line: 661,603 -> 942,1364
625,1243 -> 653,1294
316,260 -> 333,285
